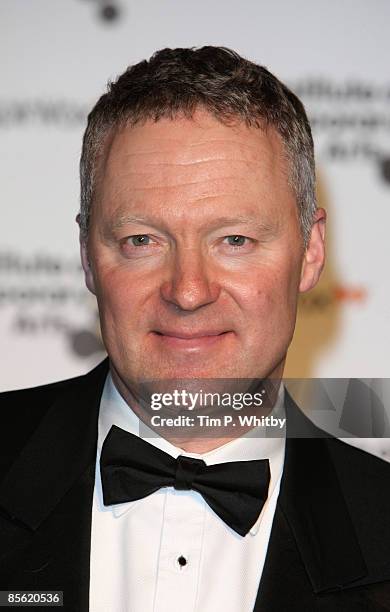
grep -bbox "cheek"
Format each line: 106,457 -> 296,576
93,268 -> 146,332
235,267 -> 300,331
237,272 -> 288,309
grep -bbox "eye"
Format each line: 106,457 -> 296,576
224,235 -> 248,247
127,234 -> 151,246
120,233 -> 159,259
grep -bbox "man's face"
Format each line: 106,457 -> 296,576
81,110 -> 325,388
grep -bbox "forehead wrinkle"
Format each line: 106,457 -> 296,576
109,160 -> 263,192
107,156 -> 272,192
107,177 -> 251,193
104,156 -> 262,194
113,156 -> 254,168
103,125 -> 285,191
109,132 -> 271,163
111,154 -> 264,177
100,161 -> 285,222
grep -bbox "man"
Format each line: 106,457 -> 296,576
1,46 -> 390,611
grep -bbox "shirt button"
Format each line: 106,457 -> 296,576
177,555 -> 187,567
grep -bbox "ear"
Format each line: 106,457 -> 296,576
299,208 -> 326,293
76,213 -> 96,295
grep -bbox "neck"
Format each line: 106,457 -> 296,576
109,362 -> 285,453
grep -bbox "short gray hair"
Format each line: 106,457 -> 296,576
80,46 -> 316,245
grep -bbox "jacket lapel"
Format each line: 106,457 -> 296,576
0,359 -> 109,609
253,394 -> 368,611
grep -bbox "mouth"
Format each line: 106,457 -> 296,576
151,330 -> 232,351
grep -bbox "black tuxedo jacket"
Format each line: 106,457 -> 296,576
1,359 -> 390,611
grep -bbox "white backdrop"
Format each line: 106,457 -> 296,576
1,0 -> 389,403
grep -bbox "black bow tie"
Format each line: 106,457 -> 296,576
100,425 -> 270,536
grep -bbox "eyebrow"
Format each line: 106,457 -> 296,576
198,215 -> 277,235
107,213 -> 278,237
110,215 -> 158,231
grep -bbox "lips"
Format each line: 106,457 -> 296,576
154,330 -> 227,339
152,329 -> 232,350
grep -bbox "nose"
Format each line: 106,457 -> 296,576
160,247 -> 220,312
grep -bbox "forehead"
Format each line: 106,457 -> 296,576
103,110 -> 287,172
94,109 -> 296,225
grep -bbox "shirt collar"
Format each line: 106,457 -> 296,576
98,373 -> 285,534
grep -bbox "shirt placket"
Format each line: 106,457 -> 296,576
153,488 -> 206,612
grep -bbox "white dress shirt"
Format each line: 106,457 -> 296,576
89,374 -> 286,612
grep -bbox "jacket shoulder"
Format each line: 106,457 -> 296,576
0,360 -> 108,474
326,435 -> 390,490
0,372 -> 89,427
